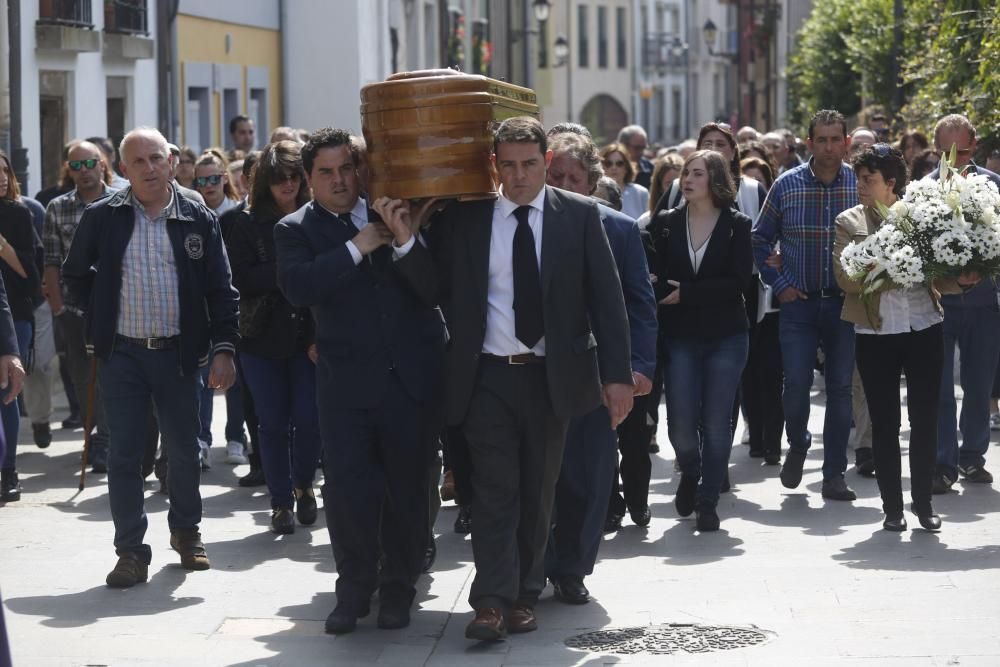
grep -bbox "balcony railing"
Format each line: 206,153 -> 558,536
104,0 -> 148,35
641,33 -> 688,70
38,0 -> 93,28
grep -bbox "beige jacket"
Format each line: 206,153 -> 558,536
833,204 -> 962,330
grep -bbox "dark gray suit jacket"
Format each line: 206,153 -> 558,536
395,185 -> 633,425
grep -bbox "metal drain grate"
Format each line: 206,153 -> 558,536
565,623 -> 774,655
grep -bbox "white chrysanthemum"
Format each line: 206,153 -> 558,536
931,230 -> 974,266
885,246 -> 924,287
971,225 -> 1000,260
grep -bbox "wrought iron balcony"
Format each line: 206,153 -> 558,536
104,0 -> 148,35
641,33 -> 688,71
38,0 -> 93,28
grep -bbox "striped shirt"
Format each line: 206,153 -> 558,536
117,191 -> 181,338
751,160 -> 858,295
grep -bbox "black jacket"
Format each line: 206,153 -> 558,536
225,208 -> 312,359
0,199 -> 42,322
647,204 -> 753,340
394,185 -> 633,425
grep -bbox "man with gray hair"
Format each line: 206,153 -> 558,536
618,124 -> 653,188
737,126 -> 760,143
62,127 -> 239,588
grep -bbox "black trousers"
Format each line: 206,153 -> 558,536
742,311 -> 784,455
463,360 -> 568,612
320,372 -> 432,611
855,324 -> 943,515
442,425 -> 474,507
609,392 -> 654,516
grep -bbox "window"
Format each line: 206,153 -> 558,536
104,0 -> 148,35
38,0 -> 92,27
616,7 -> 627,68
578,6 -> 589,68
597,6 -> 607,69
106,76 -> 130,151
185,87 -> 211,154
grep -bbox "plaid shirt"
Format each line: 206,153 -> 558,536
751,160 -> 858,295
117,191 -> 181,338
43,185 -> 113,308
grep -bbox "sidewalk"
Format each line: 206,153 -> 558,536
2,382 -> 1000,666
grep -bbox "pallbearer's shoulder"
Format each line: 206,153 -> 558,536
276,202 -> 313,229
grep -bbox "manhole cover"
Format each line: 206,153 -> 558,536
565,623 -> 774,655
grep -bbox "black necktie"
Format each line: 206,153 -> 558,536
512,205 -> 544,348
338,212 -> 358,238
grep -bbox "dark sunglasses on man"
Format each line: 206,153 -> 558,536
194,174 -> 223,187
68,158 -> 99,171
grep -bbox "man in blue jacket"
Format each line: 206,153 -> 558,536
928,114 -> 1000,493
543,128 -> 657,604
62,128 -> 239,588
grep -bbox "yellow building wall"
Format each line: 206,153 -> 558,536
176,14 -> 282,147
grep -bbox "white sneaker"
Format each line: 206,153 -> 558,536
199,439 -> 212,470
225,440 -> 248,465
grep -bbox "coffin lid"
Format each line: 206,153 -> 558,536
360,69 -> 538,116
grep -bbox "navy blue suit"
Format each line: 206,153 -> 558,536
275,200 -> 445,610
547,202 -> 657,580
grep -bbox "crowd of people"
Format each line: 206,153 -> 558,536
0,104 -> 996,642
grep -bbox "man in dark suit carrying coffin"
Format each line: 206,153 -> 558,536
376,116 -> 634,641
274,128 -> 445,634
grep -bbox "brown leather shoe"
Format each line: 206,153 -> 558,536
465,607 -> 507,641
440,470 -> 456,502
105,553 -> 148,588
170,529 -> 211,571
507,605 -> 537,633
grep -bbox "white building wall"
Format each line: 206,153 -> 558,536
18,0 -> 159,195
685,0 -> 733,131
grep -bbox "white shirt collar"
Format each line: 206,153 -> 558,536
497,185 -> 546,220
317,196 -> 368,222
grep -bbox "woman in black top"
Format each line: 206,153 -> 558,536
224,141 -> 318,534
648,150 -> 753,532
0,150 -> 42,502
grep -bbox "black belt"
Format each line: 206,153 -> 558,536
481,353 -> 545,365
806,288 -> 843,299
116,334 -> 179,350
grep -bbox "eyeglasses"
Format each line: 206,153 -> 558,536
194,174 -> 223,187
68,159 -> 99,171
603,159 -> 627,168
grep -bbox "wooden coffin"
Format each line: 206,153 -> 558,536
361,69 -> 538,202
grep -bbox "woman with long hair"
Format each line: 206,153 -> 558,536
225,140 -> 320,534
599,142 -> 649,220
0,151 -> 42,502
194,151 -> 239,217
648,150 -> 752,531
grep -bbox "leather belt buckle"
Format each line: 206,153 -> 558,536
507,355 -> 526,365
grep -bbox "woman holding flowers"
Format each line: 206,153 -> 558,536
833,144 -> 982,532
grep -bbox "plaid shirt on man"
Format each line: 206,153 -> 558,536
751,160 -> 859,296
43,185 -> 113,309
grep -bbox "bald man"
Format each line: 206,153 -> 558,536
61,128 -> 239,587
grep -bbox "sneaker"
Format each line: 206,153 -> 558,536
224,440 -> 248,465
198,439 -> 211,471
959,465 -> 994,484
105,553 -> 148,588
674,474 -> 699,517
931,471 -> 955,495
32,423 -> 51,449
238,467 -> 267,487
1,469 -> 22,502
780,449 -> 807,489
991,413 -> 1000,431
821,476 -> 857,501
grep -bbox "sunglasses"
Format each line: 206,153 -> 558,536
271,172 -> 303,185
195,174 -> 223,187
603,159 -> 627,168
68,159 -> 99,171
871,143 -> 893,157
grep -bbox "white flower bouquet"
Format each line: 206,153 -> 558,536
840,147 -> 1000,309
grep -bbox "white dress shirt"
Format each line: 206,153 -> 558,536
483,186 -> 546,356
854,284 -> 942,335
319,197 -> 372,265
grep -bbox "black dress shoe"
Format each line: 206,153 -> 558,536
422,538 -> 437,573
629,505 -> 651,527
377,603 -> 411,629
763,451 -> 781,466
294,486 -> 318,525
603,512 -> 624,533
32,423 -> 51,449
780,449 -> 807,489
882,513 -> 907,532
238,467 -> 267,487
61,413 -> 83,430
695,504 -> 720,532
270,508 -> 295,535
913,506 -> 942,531
674,474 -> 698,517
325,602 -> 369,634
454,505 -> 472,534
552,575 -> 589,604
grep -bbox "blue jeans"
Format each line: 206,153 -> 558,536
198,366 -> 246,445
778,296 -> 855,479
937,305 -> 1000,475
1,321 -> 34,470
664,332 -> 748,506
240,351 -> 321,509
99,341 -> 202,563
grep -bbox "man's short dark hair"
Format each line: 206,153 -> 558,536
86,136 -> 117,162
547,122 -> 592,139
851,144 -> 908,196
229,115 -> 253,135
494,116 -> 547,157
301,127 -> 356,175
807,110 -> 847,140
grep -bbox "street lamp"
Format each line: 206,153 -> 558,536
532,0 -> 551,24
553,34 -> 569,66
702,19 -> 719,54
